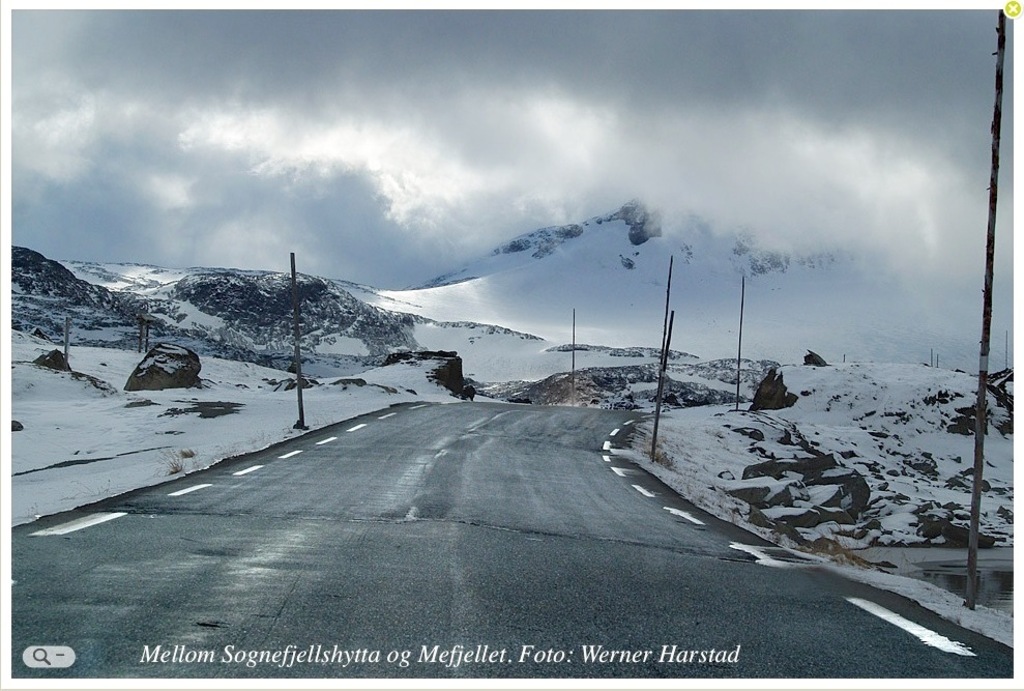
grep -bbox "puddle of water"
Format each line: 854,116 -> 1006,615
856,546 -> 1013,615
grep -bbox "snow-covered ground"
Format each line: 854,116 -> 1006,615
632,363 -> 1013,549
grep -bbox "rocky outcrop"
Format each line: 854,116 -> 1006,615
605,199 -> 663,246
804,350 -> 828,367
749,368 -> 798,411
382,350 -> 466,396
33,349 -> 71,372
124,343 -> 202,391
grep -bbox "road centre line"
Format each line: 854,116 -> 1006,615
664,506 -> 706,525
31,512 -> 127,536
410,404 -> 428,409
378,412 -> 397,419
610,428 -> 620,436
611,467 -> 630,477
346,423 -> 367,432
602,455 -> 613,463
233,465 -> 264,476
316,436 -> 338,445
623,419 -> 635,426
167,484 -> 213,497
845,597 -> 975,657
602,441 -> 612,451
631,485 -> 656,498
278,450 -> 304,459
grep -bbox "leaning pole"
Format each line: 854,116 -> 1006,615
965,10 -> 1005,611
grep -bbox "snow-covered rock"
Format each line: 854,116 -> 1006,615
633,362 -> 1013,550
124,343 -> 202,391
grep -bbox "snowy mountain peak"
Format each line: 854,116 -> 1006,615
419,200 -> 662,289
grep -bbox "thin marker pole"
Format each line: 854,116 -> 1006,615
571,308 -> 576,406
290,252 -> 307,430
735,275 -> 745,411
651,257 -> 674,460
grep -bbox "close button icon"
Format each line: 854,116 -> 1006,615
23,646 -> 76,668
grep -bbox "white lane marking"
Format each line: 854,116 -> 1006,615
729,542 -> 791,568
316,436 -> 338,445
602,455 -> 613,463
31,512 -> 127,536
845,597 -> 975,657
610,428 -> 620,437
410,404 -> 428,410
346,423 -> 367,433
168,483 -> 213,497
278,450 -> 304,459
664,506 -> 706,525
378,412 -> 397,420
233,465 -> 264,476
631,485 -> 656,498
467,416 -> 491,431
623,420 -> 635,426
602,441 -> 612,451
468,411 -> 511,432
611,467 -> 630,477
434,449 -> 449,459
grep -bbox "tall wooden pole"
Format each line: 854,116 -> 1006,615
651,257 -> 674,460
966,11 -> 1005,610
63,316 -> 70,367
651,311 -> 675,461
290,252 -> 307,430
735,275 -> 745,411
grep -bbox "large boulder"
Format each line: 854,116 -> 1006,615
382,350 -> 466,396
749,368 -> 798,411
33,349 -> 70,372
124,343 -> 202,391
804,350 -> 828,367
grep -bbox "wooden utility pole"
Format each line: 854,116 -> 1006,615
571,308 -> 576,406
290,252 -> 307,430
63,317 -> 70,367
651,257 -> 674,460
651,311 -> 675,461
734,275 -> 745,411
966,10 -> 1005,610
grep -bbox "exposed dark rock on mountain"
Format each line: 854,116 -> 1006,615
545,343 -> 698,361
124,343 -> 203,391
12,247 -> 421,373
12,247 -> 144,348
160,270 -> 420,358
604,199 -> 662,246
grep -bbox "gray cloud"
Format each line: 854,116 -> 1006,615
9,7 -> 1014,297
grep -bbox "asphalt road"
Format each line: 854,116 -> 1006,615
9,401 -> 1014,680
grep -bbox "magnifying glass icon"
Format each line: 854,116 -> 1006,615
23,645 -> 75,668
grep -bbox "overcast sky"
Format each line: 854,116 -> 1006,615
5,4 -> 1015,299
